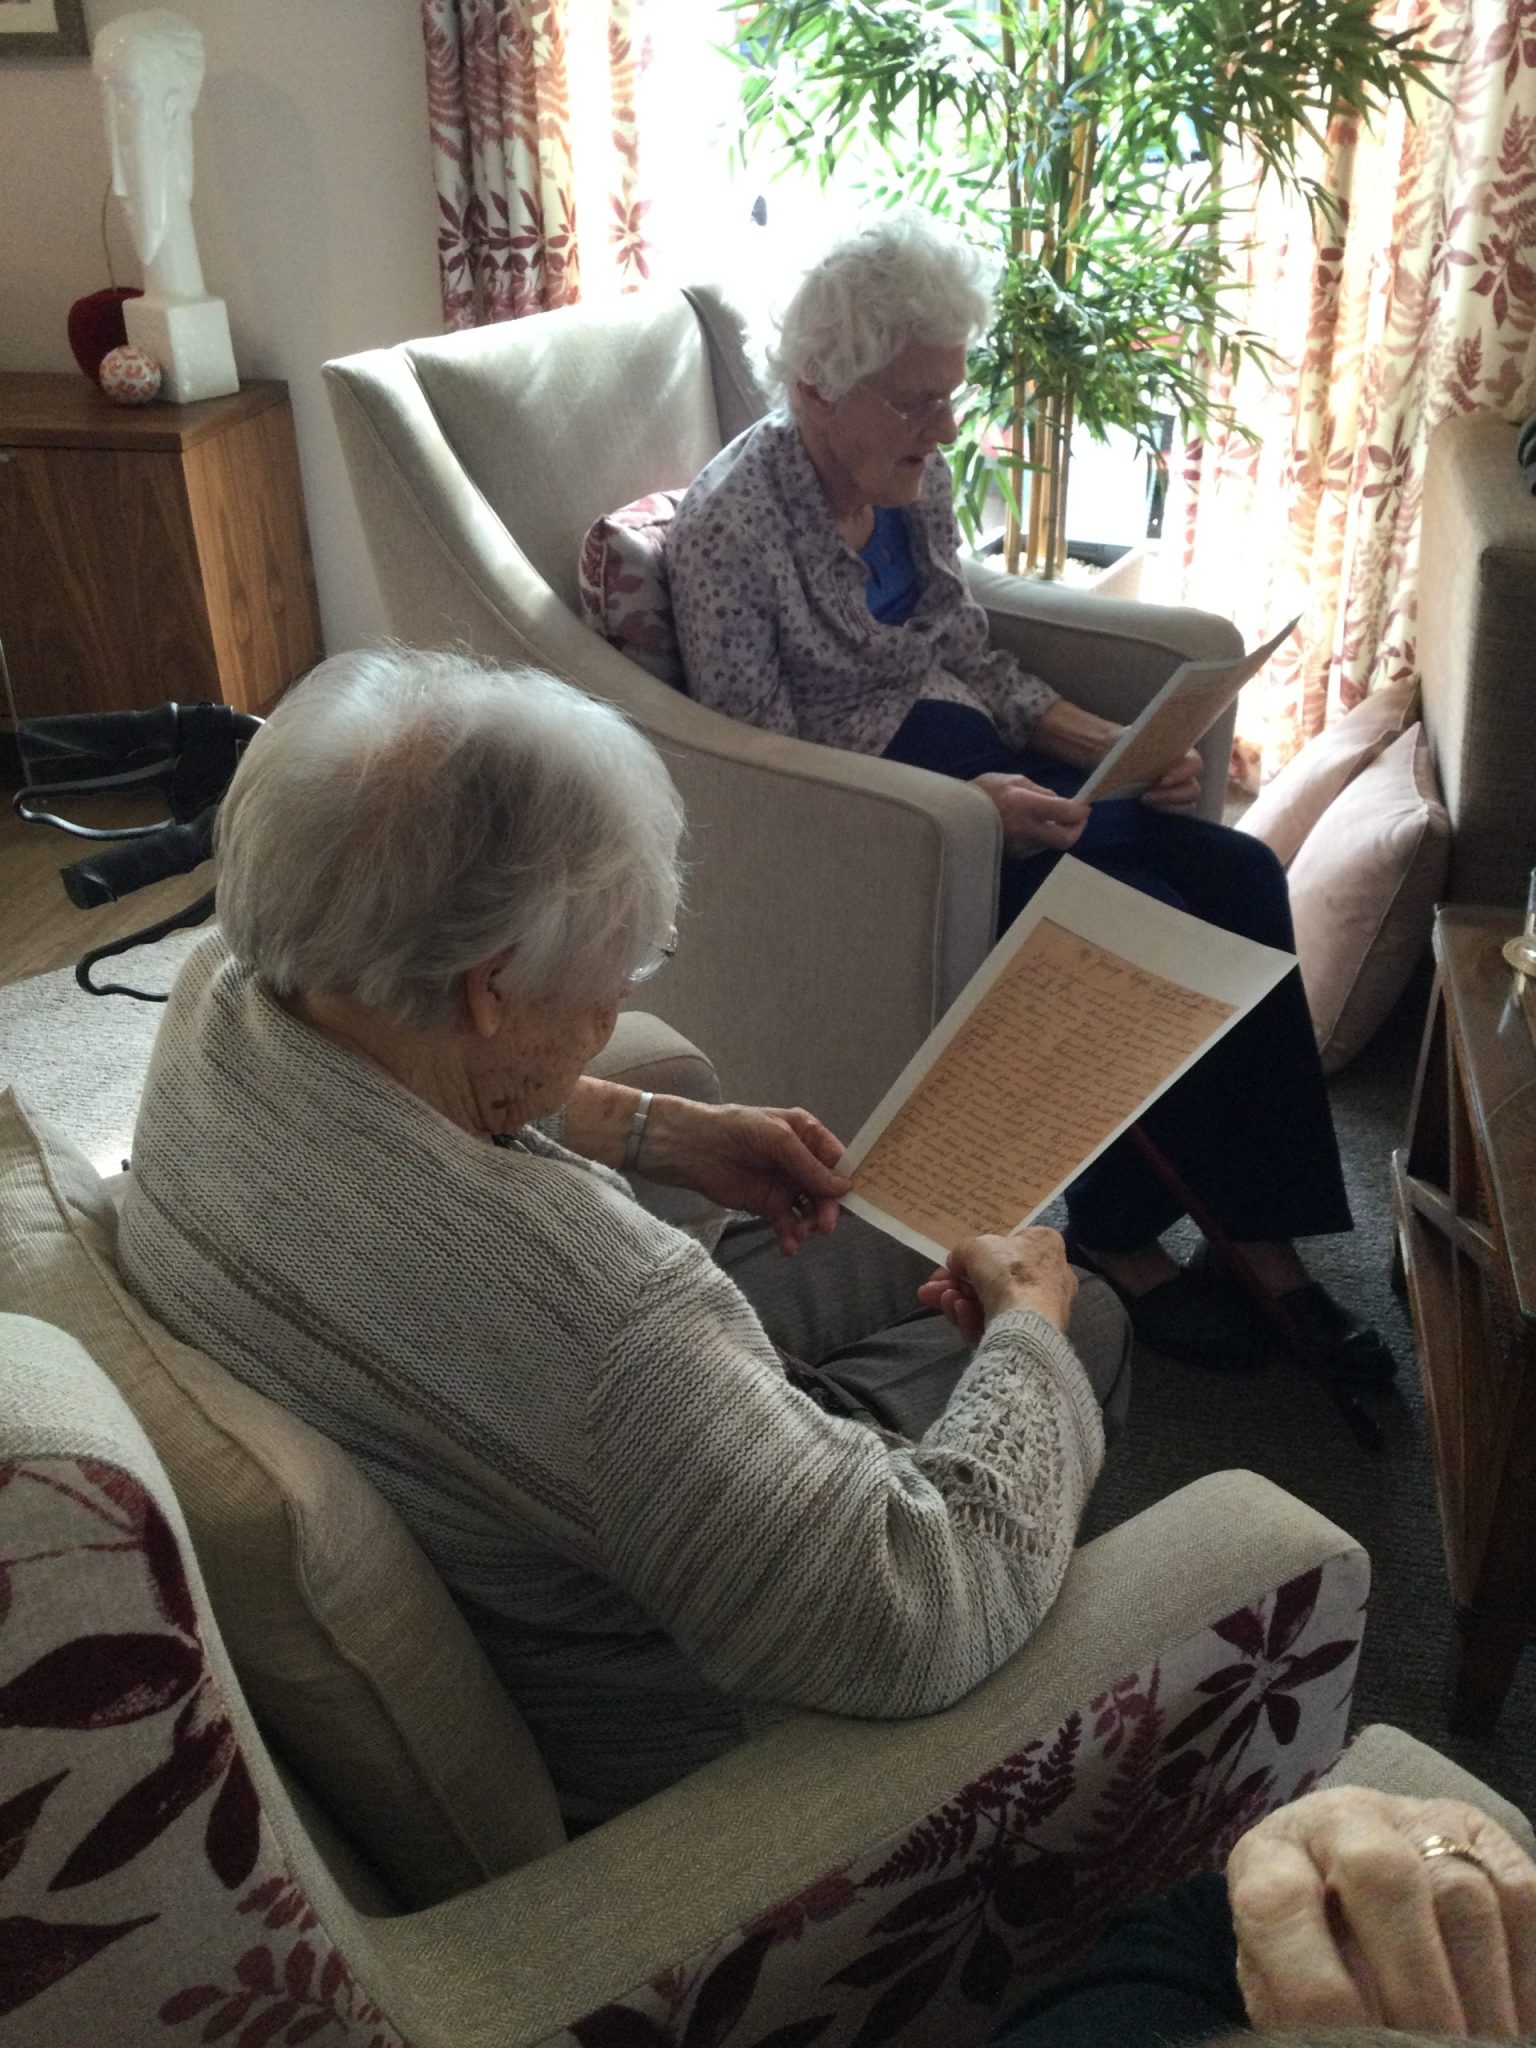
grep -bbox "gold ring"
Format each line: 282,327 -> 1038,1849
1417,1833 -> 1493,1877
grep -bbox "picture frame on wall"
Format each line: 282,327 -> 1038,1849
0,0 -> 89,58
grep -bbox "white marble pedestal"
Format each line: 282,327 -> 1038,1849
125,295 -> 239,403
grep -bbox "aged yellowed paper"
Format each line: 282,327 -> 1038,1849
839,857 -> 1296,1263
1078,617 -> 1300,803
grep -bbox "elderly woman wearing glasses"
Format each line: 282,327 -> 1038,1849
669,212 -> 1393,1386
117,646 -> 1132,1833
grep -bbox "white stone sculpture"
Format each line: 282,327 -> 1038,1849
94,10 -> 238,404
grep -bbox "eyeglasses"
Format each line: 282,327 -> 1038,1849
859,381 -> 965,434
626,925 -> 679,986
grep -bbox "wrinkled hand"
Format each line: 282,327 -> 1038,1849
917,1224 -> 1077,1344
1228,1786 -> 1536,2038
1140,747 -> 1203,814
972,772 -> 1090,856
640,1100 -> 850,1256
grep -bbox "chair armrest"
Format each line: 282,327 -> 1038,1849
586,1012 -> 727,1244
964,560 -> 1243,822
326,361 -> 1001,1136
363,1470 -> 1367,2048
585,1012 -> 721,1104
1324,1724 -> 1535,1855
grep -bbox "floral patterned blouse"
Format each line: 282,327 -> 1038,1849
669,413 -> 1058,757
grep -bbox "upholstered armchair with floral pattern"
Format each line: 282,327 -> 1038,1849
0,1289 -> 1380,2048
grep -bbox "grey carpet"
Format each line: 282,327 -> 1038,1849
0,930 -> 203,1172
1077,957 -> 1536,1821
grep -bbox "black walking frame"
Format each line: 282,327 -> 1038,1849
11,702 -> 260,1001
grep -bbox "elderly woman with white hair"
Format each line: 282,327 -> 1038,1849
117,646 -> 1132,1833
669,212 -> 1394,1387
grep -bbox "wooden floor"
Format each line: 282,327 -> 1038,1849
0,785 -> 211,990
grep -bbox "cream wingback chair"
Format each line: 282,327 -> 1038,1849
0,1069 -> 1387,2048
324,285 -> 1242,1135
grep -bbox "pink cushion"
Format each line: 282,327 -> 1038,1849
577,490 -> 685,685
1238,680 -> 1416,867
1288,724 -> 1449,1073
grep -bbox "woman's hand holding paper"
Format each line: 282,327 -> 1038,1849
971,773 -> 1091,856
918,1224 -> 1078,1344
1139,747 -> 1204,814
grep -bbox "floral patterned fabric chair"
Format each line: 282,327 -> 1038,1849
0,1311 -> 1380,2048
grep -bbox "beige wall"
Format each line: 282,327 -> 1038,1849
0,0 -> 446,653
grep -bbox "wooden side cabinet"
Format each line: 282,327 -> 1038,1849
1392,909 -> 1536,1732
0,372 -> 322,720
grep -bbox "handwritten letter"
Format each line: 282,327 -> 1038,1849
849,920 -> 1235,1249
1078,617 -> 1300,802
838,857 -> 1297,1264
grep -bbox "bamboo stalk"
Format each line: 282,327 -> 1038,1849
1028,395 -> 1048,576
1039,395 -> 1066,576
1002,9 -> 1026,576
1004,434 -> 1024,575
1039,0 -> 1100,577
1053,387 -> 1075,576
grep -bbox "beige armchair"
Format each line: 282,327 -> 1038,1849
323,285 -> 1240,1135
0,1318 -> 1371,2048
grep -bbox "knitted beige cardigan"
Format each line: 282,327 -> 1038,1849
119,936 -> 1104,1830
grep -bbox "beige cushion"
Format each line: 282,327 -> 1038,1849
1418,414 -> 1536,905
1287,726 -> 1450,1073
1238,679 -> 1416,866
0,1088 -> 565,1908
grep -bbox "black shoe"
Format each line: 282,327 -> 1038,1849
1192,1251 -> 1400,1392
1066,1242 -> 1265,1373
1272,1282 -> 1400,1392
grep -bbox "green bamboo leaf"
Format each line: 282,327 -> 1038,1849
735,0 -> 1435,456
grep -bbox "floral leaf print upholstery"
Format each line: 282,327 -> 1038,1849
0,1456 -> 403,2046
561,1559 -> 1362,2048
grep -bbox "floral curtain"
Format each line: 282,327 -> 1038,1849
421,0 -> 650,329
1153,0 -> 1536,789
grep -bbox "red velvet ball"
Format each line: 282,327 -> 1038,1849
67,287 -> 144,382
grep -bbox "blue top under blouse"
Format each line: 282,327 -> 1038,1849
859,506 -> 920,626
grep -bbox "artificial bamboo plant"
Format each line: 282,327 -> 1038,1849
734,0 -> 1440,577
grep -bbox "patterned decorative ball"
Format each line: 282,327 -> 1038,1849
99,346 -> 162,405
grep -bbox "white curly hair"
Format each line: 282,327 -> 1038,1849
767,212 -> 996,407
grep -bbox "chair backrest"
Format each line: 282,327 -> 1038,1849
401,295 -> 715,611
339,282 -> 767,617
1417,411 -> 1536,906
0,1089 -> 566,1909
0,1311 -> 401,2046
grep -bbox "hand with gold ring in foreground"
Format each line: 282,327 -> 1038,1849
1227,1786 -> 1536,2037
